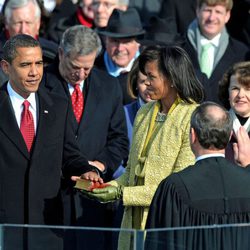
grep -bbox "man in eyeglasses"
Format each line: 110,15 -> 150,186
92,0 -> 129,28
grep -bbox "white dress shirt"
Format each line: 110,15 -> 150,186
68,80 -> 84,95
7,82 -> 38,133
200,33 -> 221,71
196,153 -> 225,163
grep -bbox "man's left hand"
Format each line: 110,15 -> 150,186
88,160 -> 105,172
71,171 -> 103,183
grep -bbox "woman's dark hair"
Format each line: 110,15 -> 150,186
218,61 -> 250,110
138,45 -> 204,103
127,57 -> 140,99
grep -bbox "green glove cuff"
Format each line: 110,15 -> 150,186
88,185 -> 124,203
116,185 -> 123,199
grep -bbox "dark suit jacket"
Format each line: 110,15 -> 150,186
183,37 -> 249,103
0,84 -> 95,249
227,0 -> 250,46
42,62 -> 129,249
42,62 -> 129,182
159,0 -> 196,36
146,157 -> 250,250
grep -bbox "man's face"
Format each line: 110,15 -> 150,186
1,46 -> 43,99
196,3 -> 230,39
92,0 -> 117,28
59,50 -> 97,85
81,0 -> 94,20
105,37 -> 140,68
5,1 -> 40,37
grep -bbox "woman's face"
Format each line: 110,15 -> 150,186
229,74 -> 250,117
137,71 -> 152,103
144,60 -> 171,101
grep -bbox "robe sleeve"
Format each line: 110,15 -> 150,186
145,174 -> 184,229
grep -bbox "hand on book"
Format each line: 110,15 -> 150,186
85,185 -> 123,203
74,178 -> 110,191
71,170 -> 103,184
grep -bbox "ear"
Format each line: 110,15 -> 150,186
196,6 -> 201,17
0,60 -> 10,75
58,47 -> 63,61
35,19 -> 41,36
190,127 -> 197,144
229,130 -> 233,141
225,10 -> 231,24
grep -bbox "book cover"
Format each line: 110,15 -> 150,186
74,179 -> 110,191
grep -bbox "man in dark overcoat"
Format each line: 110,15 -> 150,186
0,34 -> 101,250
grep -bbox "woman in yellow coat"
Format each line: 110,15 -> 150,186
85,45 -> 204,249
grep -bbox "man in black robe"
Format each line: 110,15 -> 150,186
145,102 -> 250,250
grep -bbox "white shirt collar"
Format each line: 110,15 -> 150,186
201,33 -> 221,47
196,153 -> 225,163
7,82 -> 36,110
68,80 -> 84,95
7,81 -> 37,131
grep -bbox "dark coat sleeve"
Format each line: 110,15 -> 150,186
145,174 -> 188,250
92,74 -> 129,179
60,97 -> 100,177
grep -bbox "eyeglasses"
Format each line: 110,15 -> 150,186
92,1 -> 116,10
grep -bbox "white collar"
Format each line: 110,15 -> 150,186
196,153 -> 225,163
7,81 -> 36,111
201,33 -> 221,47
68,80 -> 84,93
229,109 -> 250,133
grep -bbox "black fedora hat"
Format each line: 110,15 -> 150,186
97,8 -> 145,38
138,16 -> 184,46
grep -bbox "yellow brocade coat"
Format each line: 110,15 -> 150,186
110,100 -> 198,250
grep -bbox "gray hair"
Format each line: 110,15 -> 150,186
4,0 -> 41,24
2,34 -> 41,63
59,25 -> 102,57
92,0 -> 129,5
118,0 -> 129,6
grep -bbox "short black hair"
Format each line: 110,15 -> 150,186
3,34 -> 41,63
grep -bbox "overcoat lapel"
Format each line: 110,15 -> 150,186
78,74 -> 101,132
0,89 -> 30,158
31,89 -> 57,158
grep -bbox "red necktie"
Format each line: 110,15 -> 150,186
71,84 -> 84,123
20,100 -> 35,152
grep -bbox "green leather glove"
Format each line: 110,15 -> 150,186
85,185 -> 123,203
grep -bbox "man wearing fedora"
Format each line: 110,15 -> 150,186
95,8 -> 145,105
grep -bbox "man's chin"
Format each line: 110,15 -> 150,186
113,60 -> 129,68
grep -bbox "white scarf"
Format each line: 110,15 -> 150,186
229,109 -> 250,134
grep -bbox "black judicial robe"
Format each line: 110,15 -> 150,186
145,157 -> 250,250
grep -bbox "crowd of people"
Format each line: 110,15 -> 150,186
0,0 -> 250,250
